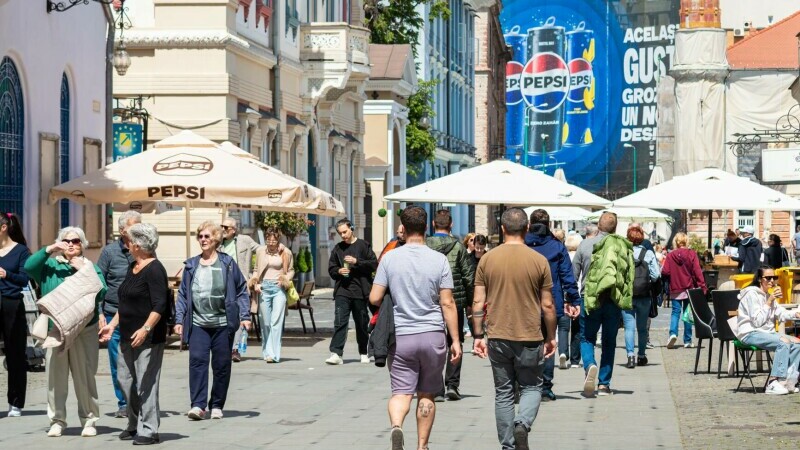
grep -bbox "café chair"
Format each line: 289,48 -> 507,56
688,288 -> 717,374
712,290 -> 740,378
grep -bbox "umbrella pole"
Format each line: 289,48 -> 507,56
499,204 -> 505,245
707,209 -> 712,250
185,202 -> 192,259
221,204 -> 228,222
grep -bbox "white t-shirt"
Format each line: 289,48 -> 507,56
373,243 -> 454,336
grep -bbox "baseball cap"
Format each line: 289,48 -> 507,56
742,225 -> 755,235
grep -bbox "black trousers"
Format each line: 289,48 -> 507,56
438,305 -> 465,395
329,295 -> 370,356
1,296 -> 28,408
189,326 -> 234,410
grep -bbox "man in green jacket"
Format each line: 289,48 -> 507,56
426,210 -> 474,401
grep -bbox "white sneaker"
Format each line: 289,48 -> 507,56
81,426 -> 97,437
667,335 -> 678,349
684,342 -> 694,349
325,353 -> 343,365
210,408 -> 223,419
558,353 -> 568,370
583,364 -> 598,397
360,354 -> 370,364
766,380 -> 790,395
7,406 -> 21,417
47,423 -> 63,437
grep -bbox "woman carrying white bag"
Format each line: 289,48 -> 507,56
24,227 -> 107,438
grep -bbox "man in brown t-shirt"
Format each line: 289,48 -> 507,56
472,207 -> 556,450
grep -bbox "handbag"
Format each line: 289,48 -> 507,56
286,281 -> 300,307
648,296 -> 659,318
782,247 -> 790,267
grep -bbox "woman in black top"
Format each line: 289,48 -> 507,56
763,234 -> 787,270
0,212 -> 31,417
99,223 -> 168,445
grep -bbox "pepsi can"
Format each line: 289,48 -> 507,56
522,17 -> 568,157
564,22 -> 595,147
504,25 -> 527,160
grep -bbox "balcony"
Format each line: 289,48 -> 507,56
300,22 -> 370,100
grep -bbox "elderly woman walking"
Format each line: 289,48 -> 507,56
252,229 -> 293,363
99,223 -> 169,445
175,221 -> 250,420
24,227 -> 107,438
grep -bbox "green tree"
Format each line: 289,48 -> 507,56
365,0 -> 450,176
254,211 -> 308,245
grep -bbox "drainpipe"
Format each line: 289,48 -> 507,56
272,6 -> 283,170
103,4 -> 115,243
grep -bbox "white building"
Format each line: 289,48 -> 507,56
0,0 -> 110,258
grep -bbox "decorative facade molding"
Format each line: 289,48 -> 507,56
119,30 -> 276,66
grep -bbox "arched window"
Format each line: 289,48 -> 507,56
60,73 -> 70,227
0,57 -> 25,218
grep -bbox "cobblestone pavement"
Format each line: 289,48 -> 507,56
659,330 -> 800,450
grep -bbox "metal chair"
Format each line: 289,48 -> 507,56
688,288 -> 716,374
286,281 -> 316,334
734,339 -> 773,394
711,290 -> 740,378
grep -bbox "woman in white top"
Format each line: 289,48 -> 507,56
736,266 -> 800,395
251,230 -> 293,363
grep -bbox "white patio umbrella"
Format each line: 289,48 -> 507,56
51,130 -> 344,255
385,160 -> 610,207
586,207 -> 671,222
523,205 -> 591,221
648,166 -> 665,188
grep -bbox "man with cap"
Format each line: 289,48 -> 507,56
733,225 -> 763,274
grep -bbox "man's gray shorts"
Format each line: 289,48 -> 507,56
388,331 -> 447,395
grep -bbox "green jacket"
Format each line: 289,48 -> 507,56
584,234 -> 633,313
24,247 -> 107,327
426,235 -> 475,309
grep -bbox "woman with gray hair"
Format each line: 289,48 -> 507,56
99,223 -> 169,445
24,227 -> 107,438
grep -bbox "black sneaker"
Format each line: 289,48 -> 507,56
637,355 -> 648,366
542,388 -> 556,402
132,434 -> 160,445
626,356 -> 636,369
513,424 -> 530,450
446,386 -> 461,401
390,427 -> 404,450
119,430 -> 137,441
434,394 -> 446,402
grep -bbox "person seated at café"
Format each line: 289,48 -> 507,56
736,266 -> 800,395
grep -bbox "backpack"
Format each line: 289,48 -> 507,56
632,248 -> 651,297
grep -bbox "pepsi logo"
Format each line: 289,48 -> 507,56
567,58 -> 593,103
521,52 -> 570,113
505,61 -> 524,105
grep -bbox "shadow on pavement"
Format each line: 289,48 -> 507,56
0,409 -> 47,418
221,410 -> 261,419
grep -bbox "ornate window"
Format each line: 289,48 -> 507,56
0,57 -> 24,218
60,73 -> 70,227
256,0 -> 273,32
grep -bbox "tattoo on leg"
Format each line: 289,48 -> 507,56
418,402 -> 433,417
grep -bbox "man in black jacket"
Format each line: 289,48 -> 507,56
733,225 -> 763,273
326,218 -> 378,365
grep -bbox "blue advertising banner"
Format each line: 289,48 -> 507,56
502,0 -> 679,195
113,122 -> 143,162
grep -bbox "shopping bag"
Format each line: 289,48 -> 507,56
286,281 -> 300,307
681,303 -> 695,324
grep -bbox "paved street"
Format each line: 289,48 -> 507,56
0,291 -> 684,449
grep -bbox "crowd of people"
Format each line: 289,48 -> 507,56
3,207 -> 800,450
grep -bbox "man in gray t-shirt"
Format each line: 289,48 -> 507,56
370,206 -> 461,450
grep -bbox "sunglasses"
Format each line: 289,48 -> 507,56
197,234 -> 213,240
763,276 -> 779,281
221,225 -> 233,230
61,238 -> 82,245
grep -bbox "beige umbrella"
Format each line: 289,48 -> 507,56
219,141 -> 258,159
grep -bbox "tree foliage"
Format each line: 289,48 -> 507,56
365,0 -> 450,176
254,211 -> 308,244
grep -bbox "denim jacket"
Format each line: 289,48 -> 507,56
175,252 -> 250,343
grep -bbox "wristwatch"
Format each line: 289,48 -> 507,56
143,325 -> 152,333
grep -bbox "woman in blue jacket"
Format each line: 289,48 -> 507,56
525,209 -> 582,401
174,221 -> 250,421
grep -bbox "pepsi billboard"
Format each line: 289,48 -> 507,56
502,0 -> 680,195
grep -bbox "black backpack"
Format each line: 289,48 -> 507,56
632,248 -> 651,297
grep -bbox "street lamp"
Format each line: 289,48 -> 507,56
624,143 -> 637,192
540,133 -> 549,171
113,42 -> 131,76
47,0 -> 115,13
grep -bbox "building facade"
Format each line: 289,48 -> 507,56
115,0 -> 370,283
472,0 -> 510,236
413,0 -> 477,238
0,1 -> 110,258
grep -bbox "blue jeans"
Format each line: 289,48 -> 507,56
488,339 -> 544,450
669,299 -> 693,344
105,312 -> 126,408
623,298 -> 651,357
581,300 -> 622,387
259,281 -> 286,361
542,314 -> 573,389
741,331 -> 800,379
